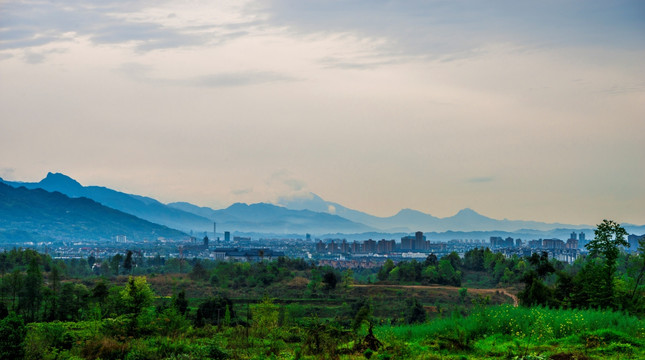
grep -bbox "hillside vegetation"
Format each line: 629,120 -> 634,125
0,220 -> 643,359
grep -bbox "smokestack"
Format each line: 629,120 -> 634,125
213,222 -> 216,240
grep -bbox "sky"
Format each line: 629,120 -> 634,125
1,0 -> 644,225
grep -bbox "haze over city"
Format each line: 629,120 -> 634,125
1,0 -> 644,225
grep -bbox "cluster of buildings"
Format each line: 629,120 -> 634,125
9,219 -> 644,267
312,231 -> 595,264
315,232 -> 454,256
315,238 -> 396,254
211,247 -> 285,262
314,231 -> 592,256
490,232 -> 586,250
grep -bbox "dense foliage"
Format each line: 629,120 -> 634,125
0,220 -> 643,359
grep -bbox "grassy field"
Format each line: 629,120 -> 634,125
23,304 -> 644,359
370,305 -> 645,359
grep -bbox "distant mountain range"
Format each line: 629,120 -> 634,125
1,173 -> 372,235
168,201 -> 372,234
0,182 -> 186,243
276,192 -> 593,232
2,172 -> 213,232
1,173 -> 643,239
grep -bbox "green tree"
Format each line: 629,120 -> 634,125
90,280 -> 109,318
189,261 -> 209,281
445,251 -> 462,270
438,259 -> 461,286
585,219 -> 629,308
352,302 -> 372,332
57,282 -> 89,321
518,271 -> 553,306
8,269 -> 22,310
341,268 -> 354,290
121,276 -> 154,317
223,304 -> 231,327
377,259 -> 395,281
322,270 -> 338,290
251,296 -> 279,336
172,289 -> 188,316
0,303 -> 7,319
0,312 -> 26,359
0,252 -> 7,301
123,250 -> 133,275
627,237 -> 645,306
99,260 -> 111,277
422,265 -> 439,283
519,252 -> 555,307
459,287 -> 468,304
47,265 -> 60,320
21,258 -> 42,321
405,298 -> 427,324
110,254 -> 123,277
528,252 -> 555,278
424,253 -> 438,267
91,280 -> 109,303
195,296 -> 234,327
463,248 -> 485,271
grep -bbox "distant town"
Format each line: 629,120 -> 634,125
3,228 -> 643,269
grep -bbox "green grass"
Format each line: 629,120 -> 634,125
373,305 -> 645,359
21,305 -> 645,359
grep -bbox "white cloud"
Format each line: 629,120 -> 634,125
0,0 -> 643,224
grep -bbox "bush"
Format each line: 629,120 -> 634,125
81,336 -> 128,360
24,322 -> 75,360
207,344 -> 229,360
0,312 -> 27,360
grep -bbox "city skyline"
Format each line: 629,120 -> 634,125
1,1 -> 644,225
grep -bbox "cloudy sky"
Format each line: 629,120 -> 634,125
1,0 -> 644,225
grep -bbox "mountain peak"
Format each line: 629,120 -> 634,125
396,208 -> 426,216
39,172 -> 83,190
456,208 -> 479,216
451,208 -> 491,221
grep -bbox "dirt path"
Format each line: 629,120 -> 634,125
353,284 -> 519,307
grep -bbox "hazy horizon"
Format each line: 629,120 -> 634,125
3,171 -> 642,229
1,1 -> 644,225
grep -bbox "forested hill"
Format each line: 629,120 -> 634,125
0,182 -> 186,242
1,172 -> 213,233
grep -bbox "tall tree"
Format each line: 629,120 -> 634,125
121,276 -> 154,317
172,289 -> 188,316
445,251 -> 462,270
87,255 -> 96,269
58,283 -> 77,321
189,261 -> 209,281
110,254 -> 123,277
0,252 -> 7,301
322,270 -> 338,290
21,258 -> 43,321
627,237 -> 645,308
424,253 -> 438,267
405,298 -> 427,324
48,265 -> 60,320
0,313 -> 26,360
123,251 -> 133,275
519,252 -> 555,307
8,269 -> 22,310
585,219 -> 628,308
195,296 -> 234,327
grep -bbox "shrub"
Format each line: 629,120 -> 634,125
207,344 -> 229,360
0,313 -> 27,360
81,336 -> 128,360
24,322 -> 75,360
